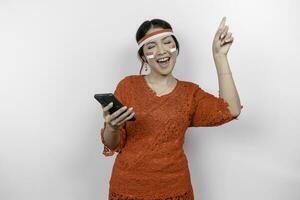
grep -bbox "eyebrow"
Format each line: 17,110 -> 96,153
145,36 -> 171,46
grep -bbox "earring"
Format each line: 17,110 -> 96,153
145,63 -> 148,71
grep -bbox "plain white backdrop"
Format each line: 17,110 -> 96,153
0,0 -> 299,199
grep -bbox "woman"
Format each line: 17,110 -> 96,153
100,17 -> 243,200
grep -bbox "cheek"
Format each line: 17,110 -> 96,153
145,51 -> 155,60
167,43 -> 177,53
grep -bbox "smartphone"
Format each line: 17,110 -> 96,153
94,93 -> 136,121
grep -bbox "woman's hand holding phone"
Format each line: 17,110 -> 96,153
102,102 -> 135,130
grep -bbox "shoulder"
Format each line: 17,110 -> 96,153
179,79 -> 202,91
116,75 -> 141,89
120,74 -> 140,82
179,80 -> 212,99
117,74 -> 137,84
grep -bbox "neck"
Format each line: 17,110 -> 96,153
145,72 -> 175,86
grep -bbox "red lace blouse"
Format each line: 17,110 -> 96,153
100,75 -> 240,200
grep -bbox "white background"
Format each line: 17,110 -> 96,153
0,0 -> 299,199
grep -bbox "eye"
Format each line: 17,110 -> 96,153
165,41 -> 171,44
147,46 -> 154,49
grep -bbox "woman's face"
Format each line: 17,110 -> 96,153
142,27 -> 177,75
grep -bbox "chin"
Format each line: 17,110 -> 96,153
155,63 -> 174,74
150,57 -> 176,74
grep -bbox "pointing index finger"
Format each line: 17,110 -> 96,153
218,16 -> 226,29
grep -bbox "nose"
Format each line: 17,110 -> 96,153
157,43 -> 167,56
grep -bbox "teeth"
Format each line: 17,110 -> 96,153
157,57 -> 169,62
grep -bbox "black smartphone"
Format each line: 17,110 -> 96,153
94,93 -> 136,121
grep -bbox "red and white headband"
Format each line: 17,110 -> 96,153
137,28 -> 175,49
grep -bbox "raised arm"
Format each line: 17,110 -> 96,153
212,16 -> 243,117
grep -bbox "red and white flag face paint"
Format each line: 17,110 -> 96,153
145,52 -> 154,59
145,44 -> 176,60
169,44 -> 176,53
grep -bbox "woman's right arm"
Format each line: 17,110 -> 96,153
103,123 -> 120,150
102,102 -> 135,152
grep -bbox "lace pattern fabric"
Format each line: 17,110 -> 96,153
189,84 -> 241,127
109,189 -> 194,200
99,75 -> 242,199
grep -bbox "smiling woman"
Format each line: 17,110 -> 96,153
99,17 -> 242,200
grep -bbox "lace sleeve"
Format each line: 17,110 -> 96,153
99,77 -> 128,156
189,84 -> 242,127
100,122 -> 127,156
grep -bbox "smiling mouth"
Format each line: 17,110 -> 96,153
156,57 -> 170,63
156,57 -> 171,67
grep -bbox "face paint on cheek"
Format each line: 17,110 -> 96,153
145,52 -> 155,59
169,44 -> 177,53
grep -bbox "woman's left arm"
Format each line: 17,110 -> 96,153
212,16 -> 243,117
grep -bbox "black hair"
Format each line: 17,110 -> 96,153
136,19 -> 180,63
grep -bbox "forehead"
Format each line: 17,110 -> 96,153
145,35 -> 172,45
144,28 -> 173,45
